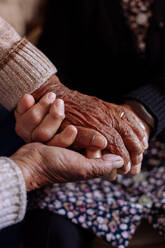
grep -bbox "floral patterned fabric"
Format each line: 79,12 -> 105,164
121,0 -> 154,54
29,139 -> 165,248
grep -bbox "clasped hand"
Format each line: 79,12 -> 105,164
31,75 -> 149,177
13,92 -> 123,190
14,75 -> 150,184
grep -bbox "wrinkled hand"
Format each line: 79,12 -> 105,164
10,143 -> 124,191
121,103 -> 150,175
32,75 -> 149,176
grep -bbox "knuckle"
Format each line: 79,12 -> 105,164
39,97 -> 49,106
33,128 -> 52,142
30,110 -> 42,124
114,134 -> 125,150
130,143 -> 143,154
50,108 -> 65,120
15,125 -> 31,142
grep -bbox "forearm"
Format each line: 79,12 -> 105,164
0,16 -> 56,111
0,157 -> 26,230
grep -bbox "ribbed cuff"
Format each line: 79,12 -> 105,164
0,37 -> 57,110
124,84 -> 165,137
0,157 -> 27,230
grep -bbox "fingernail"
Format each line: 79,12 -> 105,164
103,154 -> 124,167
47,92 -> 56,103
56,99 -> 64,114
143,136 -> 148,149
127,162 -> 131,172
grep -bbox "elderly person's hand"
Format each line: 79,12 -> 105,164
15,93 -> 107,159
31,75 -> 150,178
10,142 -> 124,191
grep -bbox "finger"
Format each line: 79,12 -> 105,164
115,120 -> 143,168
116,120 -> 143,154
129,163 -> 142,176
19,92 -> 56,134
127,117 -> 148,149
16,94 -> 35,115
131,153 -> 143,165
106,128 -> 131,174
84,154 -> 124,180
130,154 -> 143,176
105,169 -> 117,181
73,126 -> 107,150
32,99 -> 65,142
86,148 -> 102,158
47,125 -> 77,147
40,146 -> 124,183
122,106 -> 149,149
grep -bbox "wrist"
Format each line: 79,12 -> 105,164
124,100 -> 155,134
0,157 -> 27,227
32,74 -> 66,100
10,156 -> 32,191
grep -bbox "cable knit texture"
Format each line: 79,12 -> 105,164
0,157 -> 26,230
0,17 -> 57,110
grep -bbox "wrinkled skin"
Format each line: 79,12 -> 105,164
10,143 -> 123,191
15,92 -> 108,160
32,75 -> 149,176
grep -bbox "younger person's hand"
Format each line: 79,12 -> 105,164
15,93 -> 77,147
15,93 -> 108,159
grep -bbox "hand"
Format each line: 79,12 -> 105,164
15,93 -> 107,157
10,143 -> 124,191
122,103 -> 150,175
32,75 -> 149,176
15,93 -> 77,147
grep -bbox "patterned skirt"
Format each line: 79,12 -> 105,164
29,139 -> 165,248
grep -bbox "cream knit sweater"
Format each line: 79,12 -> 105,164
0,0 -> 45,36
0,14 -> 56,229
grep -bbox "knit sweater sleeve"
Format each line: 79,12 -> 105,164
0,16 -> 57,111
0,157 -> 26,230
124,83 -> 165,137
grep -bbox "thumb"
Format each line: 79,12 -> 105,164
73,126 -> 107,150
84,154 -> 124,179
